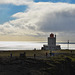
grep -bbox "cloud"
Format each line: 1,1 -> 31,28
12,2 -> 75,32
38,6 -> 75,32
0,2 -> 75,41
0,0 -> 34,5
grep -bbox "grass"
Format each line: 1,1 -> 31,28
0,50 -> 50,57
0,49 -> 75,57
0,50 -> 75,75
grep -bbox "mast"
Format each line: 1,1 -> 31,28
68,40 -> 69,50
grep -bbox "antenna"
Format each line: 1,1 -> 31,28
68,40 -> 69,50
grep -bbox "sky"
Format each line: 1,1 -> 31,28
0,0 -> 75,42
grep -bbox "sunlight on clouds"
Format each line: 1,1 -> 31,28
0,2 -> 75,41
0,35 -> 45,41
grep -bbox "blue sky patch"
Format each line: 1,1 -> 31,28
34,0 -> 75,4
0,4 -> 27,24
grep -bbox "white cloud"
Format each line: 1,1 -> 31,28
0,2 -> 75,41
0,0 -> 34,5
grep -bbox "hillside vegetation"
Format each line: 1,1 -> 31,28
0,53 -> 75,75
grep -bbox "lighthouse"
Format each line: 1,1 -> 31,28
48,33 -> 56,50
41,33 -> 61,50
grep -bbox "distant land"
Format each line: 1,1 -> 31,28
57,42 -> 75,44
39,42 -> 75,44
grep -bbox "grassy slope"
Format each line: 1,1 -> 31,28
0,50 -> 75,57
0,54 -> 75,75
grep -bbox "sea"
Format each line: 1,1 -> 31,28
0,41 -> 75,51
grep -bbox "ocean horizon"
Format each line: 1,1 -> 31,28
0,41 -> 75,51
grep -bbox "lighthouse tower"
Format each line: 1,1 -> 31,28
48,33 -> 56,50
41,33 -> 61,50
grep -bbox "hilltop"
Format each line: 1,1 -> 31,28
0,50 -> 75,75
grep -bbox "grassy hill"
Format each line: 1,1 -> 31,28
0,50 -> 75,75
